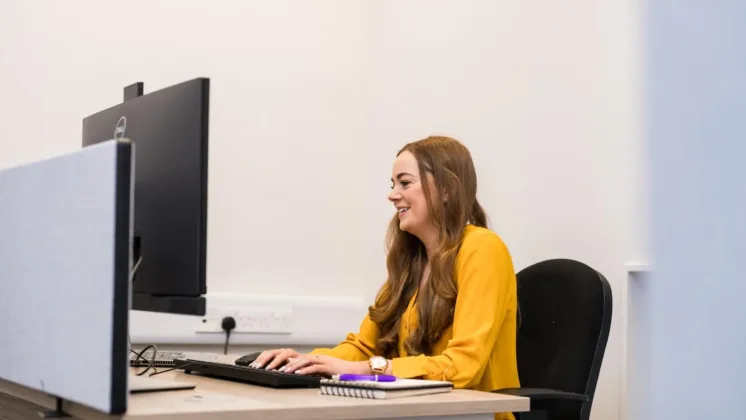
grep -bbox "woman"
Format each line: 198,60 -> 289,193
253,136 -> 519,419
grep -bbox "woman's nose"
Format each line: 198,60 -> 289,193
388,188 -> 400,202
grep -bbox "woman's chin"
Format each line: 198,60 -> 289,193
399,222 -> 417,235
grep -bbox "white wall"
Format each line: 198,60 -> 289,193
0,2 -> 643,420
0,0 -> 382,301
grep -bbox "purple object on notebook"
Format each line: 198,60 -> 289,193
334,374 -> 397,382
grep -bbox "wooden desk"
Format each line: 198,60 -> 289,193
0,360 -> 529,420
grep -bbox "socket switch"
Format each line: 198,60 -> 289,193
196,306 -> 293,334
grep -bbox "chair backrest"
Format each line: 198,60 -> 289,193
515,259 -> 612,420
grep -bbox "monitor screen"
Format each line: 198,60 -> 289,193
82,78 -> 209,316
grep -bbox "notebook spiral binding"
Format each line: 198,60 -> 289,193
319,379 -> 378,398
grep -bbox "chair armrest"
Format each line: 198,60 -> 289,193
494,387 -> 589,403
493,388 -> 589,420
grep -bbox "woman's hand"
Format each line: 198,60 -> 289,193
251,348 -> 303,370
283,354 -> 370,377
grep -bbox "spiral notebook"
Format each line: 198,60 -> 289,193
319,378 -> 453,399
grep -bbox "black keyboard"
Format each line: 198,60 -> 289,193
174,358 -> 321,388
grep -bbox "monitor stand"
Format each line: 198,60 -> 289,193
129,374 -> 196,393
40,398 -> 70,418
132,293 -> 206,316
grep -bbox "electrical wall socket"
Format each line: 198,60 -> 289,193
196,306 -> 293,335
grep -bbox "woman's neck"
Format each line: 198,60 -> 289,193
417,228 -> 439,261
420,263 -> 431,290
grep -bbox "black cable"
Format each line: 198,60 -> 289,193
128,258 -> 139,352
131,256 -> 142,283
149,367 -> 176,377
221,316 -> 236,355
131,344 -> 158,376
128,257 -> 159,376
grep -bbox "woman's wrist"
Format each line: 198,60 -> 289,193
358,361 -> 372,374
384,360 -> 393,375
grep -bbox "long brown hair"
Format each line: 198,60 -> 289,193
370,136 -> 488,358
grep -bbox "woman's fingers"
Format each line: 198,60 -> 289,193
282,357 -> 311,373
266,348 -> 298,370
296,362 -> 330,376
253,350 -> 328,373
251,349 -> 285,368
282,355 -> 314,373
283,354 -> 322,373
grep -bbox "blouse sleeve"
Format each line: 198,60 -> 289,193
308,313 -> 380,362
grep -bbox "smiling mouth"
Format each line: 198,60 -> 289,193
398,208 -> 409,214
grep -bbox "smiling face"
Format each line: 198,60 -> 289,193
388,150 -> 439,239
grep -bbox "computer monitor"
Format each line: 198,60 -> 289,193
0,140 -> 132,414
82,78 -> 209,316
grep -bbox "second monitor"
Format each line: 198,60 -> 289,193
82,77 -> 210,316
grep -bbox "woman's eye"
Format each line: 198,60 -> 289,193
391,180 -> 411,189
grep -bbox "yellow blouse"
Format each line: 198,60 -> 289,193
311,225 -> 520,420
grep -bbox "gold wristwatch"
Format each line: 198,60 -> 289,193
369,356 -> 389,374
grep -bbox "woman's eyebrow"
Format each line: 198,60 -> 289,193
391,172 -> 414,182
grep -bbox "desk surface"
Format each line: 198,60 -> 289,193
0,357 -> 529,420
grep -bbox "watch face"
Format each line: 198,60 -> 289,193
371,357 -> 387,369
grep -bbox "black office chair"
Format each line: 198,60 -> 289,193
494,259 -> 612,420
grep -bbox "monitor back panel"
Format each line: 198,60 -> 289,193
82,78 -> 208,300
0,140 -> 132,414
